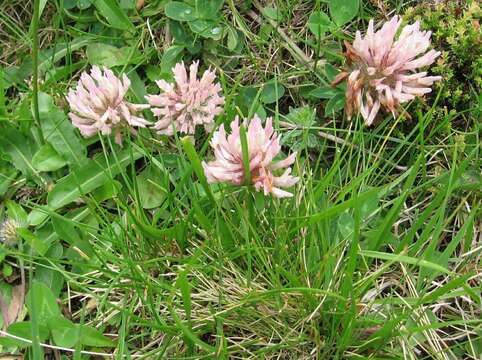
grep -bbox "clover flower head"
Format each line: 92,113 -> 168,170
202,115 -> 299,198
146,61 -> 225,135
335,16 -> 442,125
0,218 -> 20,246
66,66 -> 150,144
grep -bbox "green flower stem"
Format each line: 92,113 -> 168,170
31,0 -> 45,144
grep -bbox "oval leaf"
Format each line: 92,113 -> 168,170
47,149 -> 142,211
17,228 -> 49,255
329,0 -> 359,27
161,45 -> 185,72
26,282 -> 61,324
308,11 -> 331,37
86,43 -> 143,67
37,92 -> 85,165
164,2 -> 196,21
308,86 -> 339,99
32,143 -> 68,172
194,0 -> 224,20
324,93 -> 345,116
0,321 -> 49,348
79,325 -> 116,347
136,165 -> 165,209
0,126 -> 37,176
260,81 -> 285,104
48,317 -> 78,348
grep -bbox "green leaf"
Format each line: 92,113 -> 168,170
329,0 -> 359,27
161,45 -> 185,72
44,62 -> 85,86
423,210 -> 477,281
324,93 -> 345,116
91,0 -> 135,31
419,274 -> 472,305
284,106 -> 315,127
171,309 -> 215,353
27,207 -> 50,227
359,250 -> 451,274
0,126 -> 37,176
181,137 -> 216,207
37,92 -> 86,164
236,86 -> 265,119
78,325 -> 116,347
294,187 -> 381,231
137,165 -> 166,209
4,38 -> 89,87
176,271 -> 192,321
216,216 -> 234,251
2,263 -> 12,277
359,192 -> 379,221
0,321 -> 49,348
32,143 -> 68,172
48,316 -> 78,348
86,43 -> 143,67
367,161 -> 420,251
308,11 -> 331,37
129,215 -> 179,240
308,86 -> 339,99
338,212 -> 354,240
226,25 -> 239,51
0,161 -> 17,196
120,0 -> 135,9
17,228 -> 49,255
52,216 -> 82,245
64,0 -> 77,9
164,2 -> 197,21
188,20 -> 223,40
38,38 -> 90,77
47,149 -> 143,211
39,0 -> 48,14
324,63 -> 340,82
34,243 -> 64,297
263,6 -> 282,21
194,0 -> 224,20
6,200 -> 28,224
26,282 -> 61,324
0,246 -> 6,263
77,0 -> 92,10
92,180 -> 122,202
126,69 -> 148,104
451,169 -> 481,191
260,80 -> 285,104
169,20 -> 189,43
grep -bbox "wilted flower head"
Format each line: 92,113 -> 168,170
202,115 -> 299,198
334,16 -> 442,125
146,61 -> 224,136
66,66 -> 150,145
0,218 -> 20,246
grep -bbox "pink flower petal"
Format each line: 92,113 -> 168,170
66,66 -> 150,144
203,115 -> 299,198
343,16 -> 441,125
147,61 -> 225,135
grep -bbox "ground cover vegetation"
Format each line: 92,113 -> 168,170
0,0 -> 481,358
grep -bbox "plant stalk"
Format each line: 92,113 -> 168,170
31,0 -> 45,144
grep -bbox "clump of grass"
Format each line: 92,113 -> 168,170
0,0 -> 481,359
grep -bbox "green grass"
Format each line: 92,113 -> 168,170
0,0 -> 481,359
